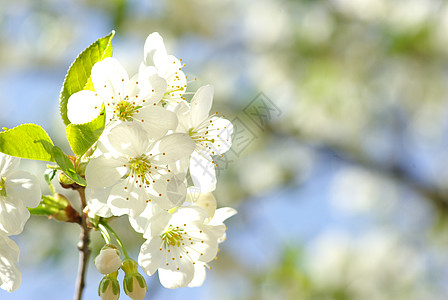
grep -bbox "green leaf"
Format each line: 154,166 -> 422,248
59,30 -> 115,126
51,146 -> 87,186
0,124 -> 54,162
66,105 -> 106,157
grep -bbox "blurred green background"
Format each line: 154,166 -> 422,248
2,0 -> 448,299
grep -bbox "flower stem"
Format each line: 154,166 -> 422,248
100,221 -> 130,259
97,223 -> 112,244
73,187 -> 91,300
48,181 -> 57,196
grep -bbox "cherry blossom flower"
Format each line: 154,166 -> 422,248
184,189 -> 237,287
175,85 -> 233,192
0,153 -> 41,293
67,57 -> 177,140
0,153 -> 41,235
85,123 -> 195,218
138,205 -> 232,288
143,32 -> 187,109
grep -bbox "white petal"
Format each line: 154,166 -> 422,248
85,155 -> 127,188
189,151 -> 217,193
108,180 -> 147,217
5,171 -> 41,208
163,60 -> 186,104
66,90 -> 104,124
144,32 -> 167,66
149,134 -> 195,165
209,207 -> 238,226
108,123 -> 150,157
209,224 -> 227,244
137,65 -> 167,103
170,206 -> 208,225
185,229 -> 218,263
127,73 -> 140,100
153,51 -> 173,76
207,117 -> 233,155
185,186 -> 202,204
86,186 -> 113,218
143,211 -> 171,239
0,196 -> 29,235
128,204 -> 152,234
164,173 -> 187,208
131,204 -> 169,236
188,263 -> 207,288
191,191 -> 217,219
134,106 -> 178,140
138,237 -> 164,276
158,249 -> 194,289
91,57 -> 129,101
0,234 -> 21,292
0,154 -> 19,177
174,101 -> 193,131
190,85 -> 214,126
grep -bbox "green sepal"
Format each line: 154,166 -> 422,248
136,273 -> 146,288
0,124 -> 54,162
99,277 -> 110,295
51,146 -> 87,186
125,276 -> 134,293
28,205 -> 56,216
59,30 -> 115,126
66,104 -> 106,157
29,194 -> 67,216
111,278 -> 120,295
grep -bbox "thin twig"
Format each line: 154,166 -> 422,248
73,187 -> 91,300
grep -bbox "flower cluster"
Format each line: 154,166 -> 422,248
68,33 -> 237,292
0,153 -> 41,292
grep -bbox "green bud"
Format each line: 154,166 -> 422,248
51,205 -> 81,223
121,258 -> 139,275
76,161 -> 88,177
98,271 -> 120,300
54,193 -> 69,207
58,171 -> 75,187
122,259 -> 147,300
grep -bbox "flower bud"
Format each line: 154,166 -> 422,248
122,259 -> 147,300
58,171 -> 75,188
98,271 -> 120,300
54,193 -> 69,207
95,244 -> 122,275
76,161 -> 87,177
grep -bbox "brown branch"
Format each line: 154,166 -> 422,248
73,187 -> 91,300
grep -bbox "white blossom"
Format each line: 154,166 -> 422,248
138,205 -> 233,288
67,57 -> 177,140
0,153 -> 40,235
185,189 -> 237,287
85,123 -> 195,217
143,32 -> 187,109
175,85 -> 233,192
